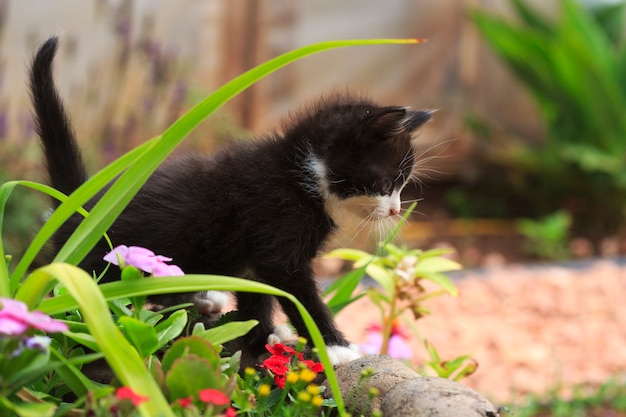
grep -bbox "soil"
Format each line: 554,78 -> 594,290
333,258 -> 626,406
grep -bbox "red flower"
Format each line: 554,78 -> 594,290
300,359 -> 324,373
265,343 -> 303,360
179,396 -> 194,408
262,355 -> 290,375
115,387 -> 149,406
274,374 -> 287,389
198,388 -> 230,406
222,407 -> 237,417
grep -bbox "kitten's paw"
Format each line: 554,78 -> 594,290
267,324 -> 294,346
193,291 -> 229,315
326,344 -> 361,366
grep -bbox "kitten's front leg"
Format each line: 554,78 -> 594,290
233,291 -> 276,367
257,264 -> 361,366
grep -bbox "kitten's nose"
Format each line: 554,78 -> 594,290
389,207 -> 399,216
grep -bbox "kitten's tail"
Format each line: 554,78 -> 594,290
30,36 -> 87,206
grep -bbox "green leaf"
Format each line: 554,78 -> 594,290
415,257 -> 462,274
325,264 -> 368,313
161,336 -> 220,374
63,331 -> 100,352
365,263 -> 395,296
418,271 -> 459,297
323,248 -> 372,262
118,316 -> 160,358
154,309 -> 188,350
0,398 -> 56,417
165,355 -> 222,401
194,320 -> 258,346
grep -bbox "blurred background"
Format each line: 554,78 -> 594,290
1,0 -> 549,262
4,0 -> 626,265
1,0 -> 625,412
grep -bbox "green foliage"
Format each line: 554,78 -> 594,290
511,378 -> 626,417
470,0 -> 626,238
518,210 -> 572,260
0,37 -> 424,416
325,205 -> 475,380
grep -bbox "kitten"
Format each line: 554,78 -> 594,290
30,37 -> 431,365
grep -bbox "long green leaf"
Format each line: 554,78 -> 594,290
0,180 -> 106,295
10,138 -> 158,284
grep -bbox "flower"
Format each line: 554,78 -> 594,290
265,342 -> 303,360
0,298 -> 68,336
260,342 -> 323,389
262,355 -> 290,375
178,396 -> 194,408
10,335 -> 52,357
115,386 -> 149,406
394,255 -> 418,281
298,368 -> 317,383
360,321 -> 413,360
312,395 -> 324,407
198,388 -> 230,406
306,384 -> 320,395
286,372 -> 299,384
103,245 -> 184,276
258,384 -> 271,397
300,359 -> 323,373
222,407 -> 237,417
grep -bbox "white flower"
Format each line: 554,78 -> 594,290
394,255 -> 418,281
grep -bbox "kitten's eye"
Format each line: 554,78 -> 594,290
382,182 -> 393,195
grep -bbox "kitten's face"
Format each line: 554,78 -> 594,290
303,98 -> 431,220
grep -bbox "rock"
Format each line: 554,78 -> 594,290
322,354 -> 419,415
324,355 -> 497,417
381,376 -> 499,417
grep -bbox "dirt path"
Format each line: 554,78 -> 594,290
334,259 -> 626,404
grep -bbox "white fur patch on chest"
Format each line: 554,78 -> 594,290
302,152 -> 333,200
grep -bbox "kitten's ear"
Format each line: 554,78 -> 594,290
403,109 -> 433,132
367,107 -> 432,137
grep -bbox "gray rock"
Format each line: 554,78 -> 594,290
323,354 -> 420,416
323,355 -> 498,417
381,376 -> 499,417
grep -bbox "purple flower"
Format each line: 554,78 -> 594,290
103,245 -> 184,277
0,298 -> 68,336
12,335 -> 52,357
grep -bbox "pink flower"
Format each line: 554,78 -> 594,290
103,245 -> 184,276
198,388 -> 230,406
360,321 -> 413,360
0,298 -> 68,336
115,386 -> 149,406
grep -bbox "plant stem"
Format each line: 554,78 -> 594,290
380,282 -> 399,355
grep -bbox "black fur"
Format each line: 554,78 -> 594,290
30,37 -> 431,362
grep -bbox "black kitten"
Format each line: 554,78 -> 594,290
30,37 -> 431,365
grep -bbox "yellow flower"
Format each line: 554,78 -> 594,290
258,384 -> 271,397
244,367 -> 256,377
299,368 -> 316,383
312,395 -> 324,407
297,391 -> 311,403
306,384 -> 320,395
286,372 -> 300,384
